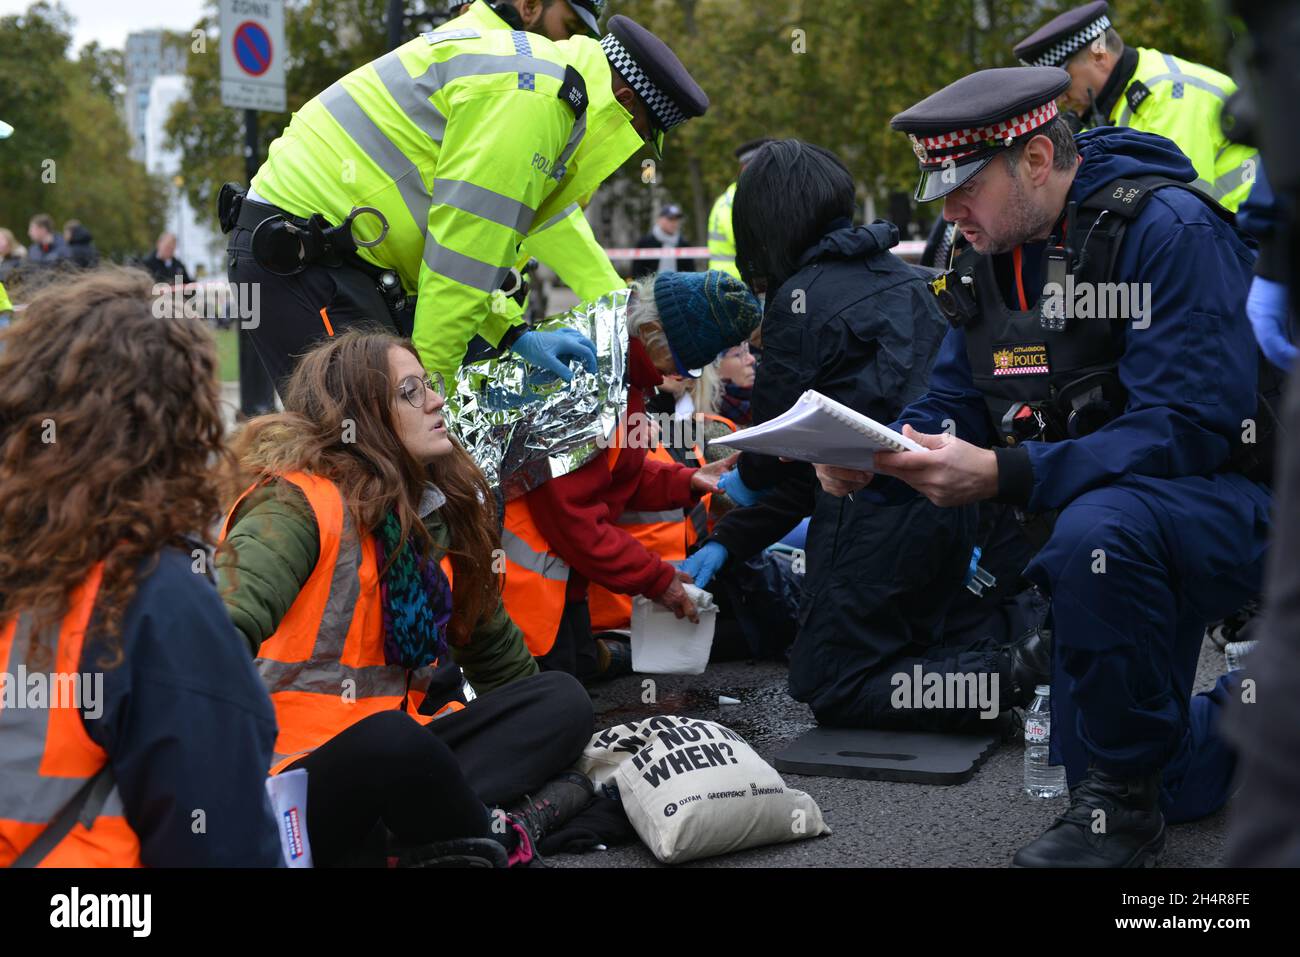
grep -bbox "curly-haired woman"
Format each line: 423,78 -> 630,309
0,269 -> 281,867
216,329 -> 595,867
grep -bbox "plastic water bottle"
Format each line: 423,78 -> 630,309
1023,685 -> 1067,798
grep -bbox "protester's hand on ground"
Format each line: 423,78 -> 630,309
690,452 -> 739,495
510,327 -> 599,382
680,541 -> 728,590
655,571 -> 700,623
872,425 -> 997,507
814,463 -> 874,497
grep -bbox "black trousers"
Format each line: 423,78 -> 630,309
536,599 -> 600,680
227,225 -> 408,396
287,671 -> 593,866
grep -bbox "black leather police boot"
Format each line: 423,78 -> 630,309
1007,625 -> 1053,704
1012,767 -> 1166,868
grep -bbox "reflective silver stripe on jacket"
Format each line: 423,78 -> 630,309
500,527 -> 570,582
0,614 -> 125,825
433,178 -> 537,234
324,48 -> 571,237
423,233 -> 512,292
1117,53 -> 1228,126
256,488 -> 434,703
533,202 -> 580,234
618,509 -> 684,526
320,81 -> 433,236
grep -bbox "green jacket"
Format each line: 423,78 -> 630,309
1096,46 -> 1257,212
0,280 -> 12,314
707,181 -> 739,278
216,481 -> 537,695
252,18 -> 642,382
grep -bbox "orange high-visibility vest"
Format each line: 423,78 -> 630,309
220,472 -> 462,774
685,413 -> 738,546
0,563 -> 144,867
501,411 -> 649,655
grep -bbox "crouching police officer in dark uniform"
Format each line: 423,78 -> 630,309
815,68 -> 1272,867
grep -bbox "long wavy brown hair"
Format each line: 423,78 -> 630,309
0,268 -> 229,653
225,329 -> 499,646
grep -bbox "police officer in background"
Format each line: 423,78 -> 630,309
1014,1 -> 1257,212
707,138 -> 772,278
816,68 -> 1271,867
223,15 -> 706,391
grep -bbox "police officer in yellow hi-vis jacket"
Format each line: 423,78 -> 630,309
453,2 -> 630,306
1014,1 -> 1256,212
222,14 -> 707,391
706,138 -> 771,278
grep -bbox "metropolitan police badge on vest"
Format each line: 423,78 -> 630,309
992,343 -> 1051,376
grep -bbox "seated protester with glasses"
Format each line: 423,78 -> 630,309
0,268 -> 281,867
715,340 -> 756,427
681,141 -> 1048,731
499,271 -> 759,680
216,330 -> 595,867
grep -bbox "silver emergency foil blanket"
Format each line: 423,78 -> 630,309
448,289 -> 631,500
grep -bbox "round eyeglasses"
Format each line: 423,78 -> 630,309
396,372 -> 445,409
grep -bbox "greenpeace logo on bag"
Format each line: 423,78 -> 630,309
580,715 -> 831,864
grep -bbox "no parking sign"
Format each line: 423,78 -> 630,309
220,0 -> 287,112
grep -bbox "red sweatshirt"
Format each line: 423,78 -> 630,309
527,338 -> 700,601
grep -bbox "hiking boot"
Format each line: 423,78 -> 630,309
1007,625 -> 1053,705
504,771 -> 596,860
391,837 -> 508,868
1012,767 -> 1166,868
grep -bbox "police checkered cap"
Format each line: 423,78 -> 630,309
600,31 -> 689,132
1022,13 -> 1111,67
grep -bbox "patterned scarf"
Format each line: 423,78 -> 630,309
719,383 -> 752,427
374,511 -> 452,670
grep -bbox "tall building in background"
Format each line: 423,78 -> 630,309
144,74 -> 221,277
125,30 -> 188,163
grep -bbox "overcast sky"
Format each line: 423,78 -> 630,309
1,0 -> 209,54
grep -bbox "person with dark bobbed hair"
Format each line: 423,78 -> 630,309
684,140 -> 1048,730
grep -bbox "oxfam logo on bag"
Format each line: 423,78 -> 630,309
663,802 -> 678,817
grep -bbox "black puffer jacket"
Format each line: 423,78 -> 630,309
710,222 -> 979,721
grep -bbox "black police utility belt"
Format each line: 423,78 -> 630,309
929,174 -> 1279,485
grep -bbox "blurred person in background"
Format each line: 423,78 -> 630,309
142,232 -> 194,286
632,203 -> 695,280
25,213 -> 68,268
62,220 -> 98,270
0,227 -> 26,283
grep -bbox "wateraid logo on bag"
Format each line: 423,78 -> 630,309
578,716 -> 830,864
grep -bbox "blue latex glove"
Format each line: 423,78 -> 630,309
717,468 -> 767,507
1247,276 -> 1297,371
510,328 -> 599,382
681,542 -> 728,590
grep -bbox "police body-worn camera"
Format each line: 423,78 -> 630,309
931,268 -> 979,328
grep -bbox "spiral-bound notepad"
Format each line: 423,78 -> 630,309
710,390 -> 925,469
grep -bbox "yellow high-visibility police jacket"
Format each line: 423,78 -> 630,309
252,21 -> 642,381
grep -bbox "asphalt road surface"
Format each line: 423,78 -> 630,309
551,637 -> 1236,868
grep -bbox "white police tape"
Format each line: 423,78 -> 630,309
602,241 -> 926,262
